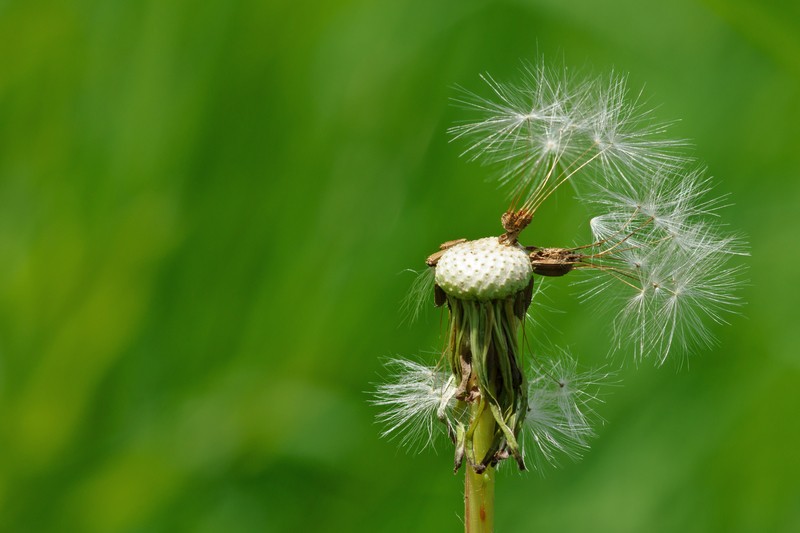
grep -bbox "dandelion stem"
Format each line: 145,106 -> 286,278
465,401 -> 495,533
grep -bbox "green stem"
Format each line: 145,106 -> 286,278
465,401 -> 495,533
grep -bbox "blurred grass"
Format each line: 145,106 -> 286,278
0,0 -> 798,531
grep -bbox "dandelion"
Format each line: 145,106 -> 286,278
374,60 -> 745,532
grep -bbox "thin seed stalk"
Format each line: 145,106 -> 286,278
465,401 -> 495,533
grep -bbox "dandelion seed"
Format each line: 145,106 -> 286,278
450,62 -> 595,205
523,351 -> 610,470
585,166 -> 729,250
613,233 -> 746,363
450,63 -> 693,215
372,358 -> 458,451
587,73 -> 690,179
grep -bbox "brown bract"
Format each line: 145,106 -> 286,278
527,247 -> 581,277
426,238 -> 468,267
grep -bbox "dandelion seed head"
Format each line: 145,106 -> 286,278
379,60 -> 745,480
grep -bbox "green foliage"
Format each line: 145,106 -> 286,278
0,0 -> 798,532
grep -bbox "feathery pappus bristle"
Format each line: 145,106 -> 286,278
372,358 -> 458,452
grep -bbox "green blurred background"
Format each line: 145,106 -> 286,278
1,0 -> 798,531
